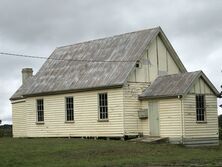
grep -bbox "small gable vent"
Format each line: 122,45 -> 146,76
135,60 -> 142,68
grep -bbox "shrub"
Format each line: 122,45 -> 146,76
0,125 -> 12,137
219,115 -> 222,128
0,129 -> 4,137
219,128 -> 222,140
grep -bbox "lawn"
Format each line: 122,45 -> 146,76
0,138 -> 222,167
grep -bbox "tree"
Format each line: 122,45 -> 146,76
219,115 -> 222,128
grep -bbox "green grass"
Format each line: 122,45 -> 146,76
0,138 -> 222,167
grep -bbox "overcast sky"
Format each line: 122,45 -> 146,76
0,0 -> 222,124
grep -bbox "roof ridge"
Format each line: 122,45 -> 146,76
57,27 -> 160,49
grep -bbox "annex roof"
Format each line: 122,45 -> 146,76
139,71 -> 220,100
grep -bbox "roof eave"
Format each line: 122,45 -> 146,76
138,95 -> 180,100
10,96 -> 25,101
11,84 -> 124,100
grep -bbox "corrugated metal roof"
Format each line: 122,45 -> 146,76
139,71 -> 219,99
11,27 -> 162,100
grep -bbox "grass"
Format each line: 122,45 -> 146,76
0,138 -> 222,167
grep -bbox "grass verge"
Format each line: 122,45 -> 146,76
0,138 -> 222,167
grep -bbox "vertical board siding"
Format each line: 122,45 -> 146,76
157,36 -> 167,72
158,99 -> 182,141
12,101 -> 27,137
127,50 -> 150,83
190,78 -> 213,94
13,88 -> 124,138
127,35 -> 180,83
135,54 -> 149,82
183,94 -> 218,138
148,38 -> 158,82
167,52 -> 179,74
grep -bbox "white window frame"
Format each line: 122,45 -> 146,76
36,98 -> 44,124
98,93 -> 108,121
65,96 -> 74,122
196,94 -> 206,122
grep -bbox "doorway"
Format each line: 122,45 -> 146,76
149,101 -> 159,136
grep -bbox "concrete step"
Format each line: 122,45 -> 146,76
129,136 -> 169,143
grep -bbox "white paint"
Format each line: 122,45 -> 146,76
149,101 -> 159,136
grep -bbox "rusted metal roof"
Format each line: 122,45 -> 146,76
139,71 -> 219,100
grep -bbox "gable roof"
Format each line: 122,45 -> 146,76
139,71 -> 220,100
10,27 -> 187,100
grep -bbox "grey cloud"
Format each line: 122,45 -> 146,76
0,0 -> 222,124
0,0 -> 131,46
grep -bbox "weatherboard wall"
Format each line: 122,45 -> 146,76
183,78 -> 218,140
12,100 -> 27,137
183,94 -> 218,138
158,98 -> 182,143
12,88 -> 124,138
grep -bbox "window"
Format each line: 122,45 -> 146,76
196,95 -> 205,122
66,97 -> 74,121
36,99 -> 44,122
98,93 -> 108,120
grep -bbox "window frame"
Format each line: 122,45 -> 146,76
195,94 -> 206,123
65,96 -> 74,123
98,92 -> 108,121
36,98 -> 44,124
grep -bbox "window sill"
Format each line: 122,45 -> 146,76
36,122 -> 44,125
98,119 -> 109,122
65,121 -> 75,123
196,121 -> 207,124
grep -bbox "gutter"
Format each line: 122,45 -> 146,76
138,95 -> 178,100
10,84 -> 123,101
11,99 -> 26,104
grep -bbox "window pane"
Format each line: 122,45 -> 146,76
99,93 -> 108,120
196,95 -> 205,121
66,97 -> 74,121
37,99 -> 44,122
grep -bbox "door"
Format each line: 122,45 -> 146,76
149,101 -> 159,136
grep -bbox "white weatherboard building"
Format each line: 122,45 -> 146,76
10,27 -> 220,146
